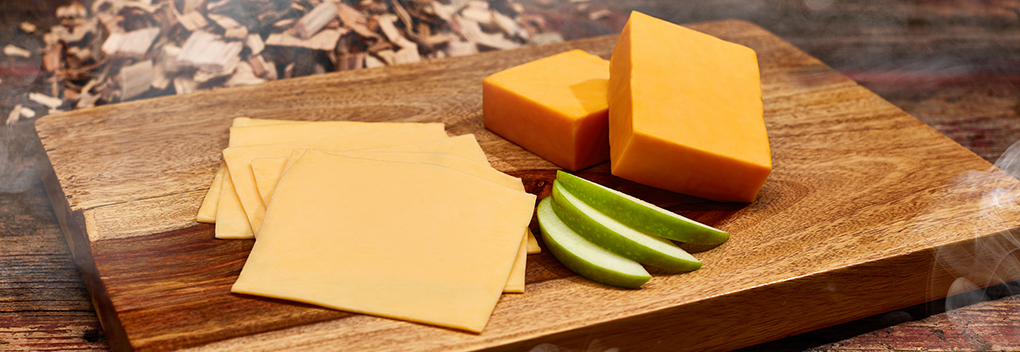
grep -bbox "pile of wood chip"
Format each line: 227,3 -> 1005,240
5,0 -> 618,125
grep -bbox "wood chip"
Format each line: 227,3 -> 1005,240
117,60 -> 154,99
274,18 -> 297,29
150,45 -> 179,90
423,32 -> 457,46
181,0 -> 204,14
334,52 -> 364,71
390,0 -> 414,33
175,10 -> 209,32
337,3 -> 377,39
431,1 -> 464,22
460,7 -> 493,26
67,46 -> 92,61
364,53 -> 385,68
225,61 -> 266,87
173,76 -> 200,95
248,54 -> 277,79
394,46 -> 421,64
453,16 -> 519,50
296,1 -> 339,39
492,10 -> 526,39
374,49 -> 397,65
207,13 -> 248,39
194,60 -> 237,83
63,88 -> 80,102
20,106 -> 37,119
152,60 -> 172,90
377,14 -> 416,49
43,44 -> 63,72
445,39 -> 478,57
122,0 -> 163,14
588,9 -> 612,21
7,105 -> 23,125
176,31 -> 243,74
246,34 -> 265,55
282,62 -> 295,78
56,1 -> 88,18
529,32 -> 564,45
77,92 -> 101,108
29,93 -> 64,109
101,27 -> 161,58
4,45 -> 31,58
266,28 -> 345,51
61,21 -> 97,43
159,44 -> 182,73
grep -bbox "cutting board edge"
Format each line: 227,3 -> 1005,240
33,133 -> 135,352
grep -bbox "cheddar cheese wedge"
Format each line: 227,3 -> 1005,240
608,12 -> 771,202
483,49 -> 611,171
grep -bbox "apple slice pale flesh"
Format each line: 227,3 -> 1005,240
556,170 -> 729,245
536,197 -> 652,289
551,181 -> 702,272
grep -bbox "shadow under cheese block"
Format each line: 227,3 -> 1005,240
482,49 -> 611,171
608,11 -> 772,203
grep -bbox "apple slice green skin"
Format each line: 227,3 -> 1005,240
556,170 -> 729,245
551,181 -> 702,272
537,198 -> 651,289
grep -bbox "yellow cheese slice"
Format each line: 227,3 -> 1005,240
215,168 -> 256,239
267,135 -> 541,253
196,163 -> 225,223
196,118 -> 298,224
228,121 -> 442,148
250,158 -> 286,207
374,136 -> 541,254
223,125 -> 449,237
231,117 -> 303,127
525,227 -> 541,254
232,151 -> 536,332
251,135 -> 488,205
367,134 -> 491,166
200,117 -> 363,224
504,234 -> 528,293
247,135 -> 536,291
273,150 -> 530,292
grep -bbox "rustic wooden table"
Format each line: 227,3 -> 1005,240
3,0 -> 1020,351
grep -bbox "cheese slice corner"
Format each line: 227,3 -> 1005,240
196,163 -> 226,223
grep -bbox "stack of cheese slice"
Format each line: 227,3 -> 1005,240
195,118 -> 538,332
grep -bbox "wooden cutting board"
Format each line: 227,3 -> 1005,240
34,20 -> 1020,351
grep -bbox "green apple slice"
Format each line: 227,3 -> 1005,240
551,180 -> 702,272
556,170 -> 729,245
537,197 -> 652,289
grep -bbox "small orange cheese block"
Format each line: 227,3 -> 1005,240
608,12 -> 771,203
483,50 -> 611,171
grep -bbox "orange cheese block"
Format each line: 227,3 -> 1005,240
483,49 -> 611,171
608,12 -> 771,203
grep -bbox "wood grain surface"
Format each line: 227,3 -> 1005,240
31,20 -> 1020,351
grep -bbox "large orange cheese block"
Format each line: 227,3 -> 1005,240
483,49 -> 610,171
608,12 -> 771,203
